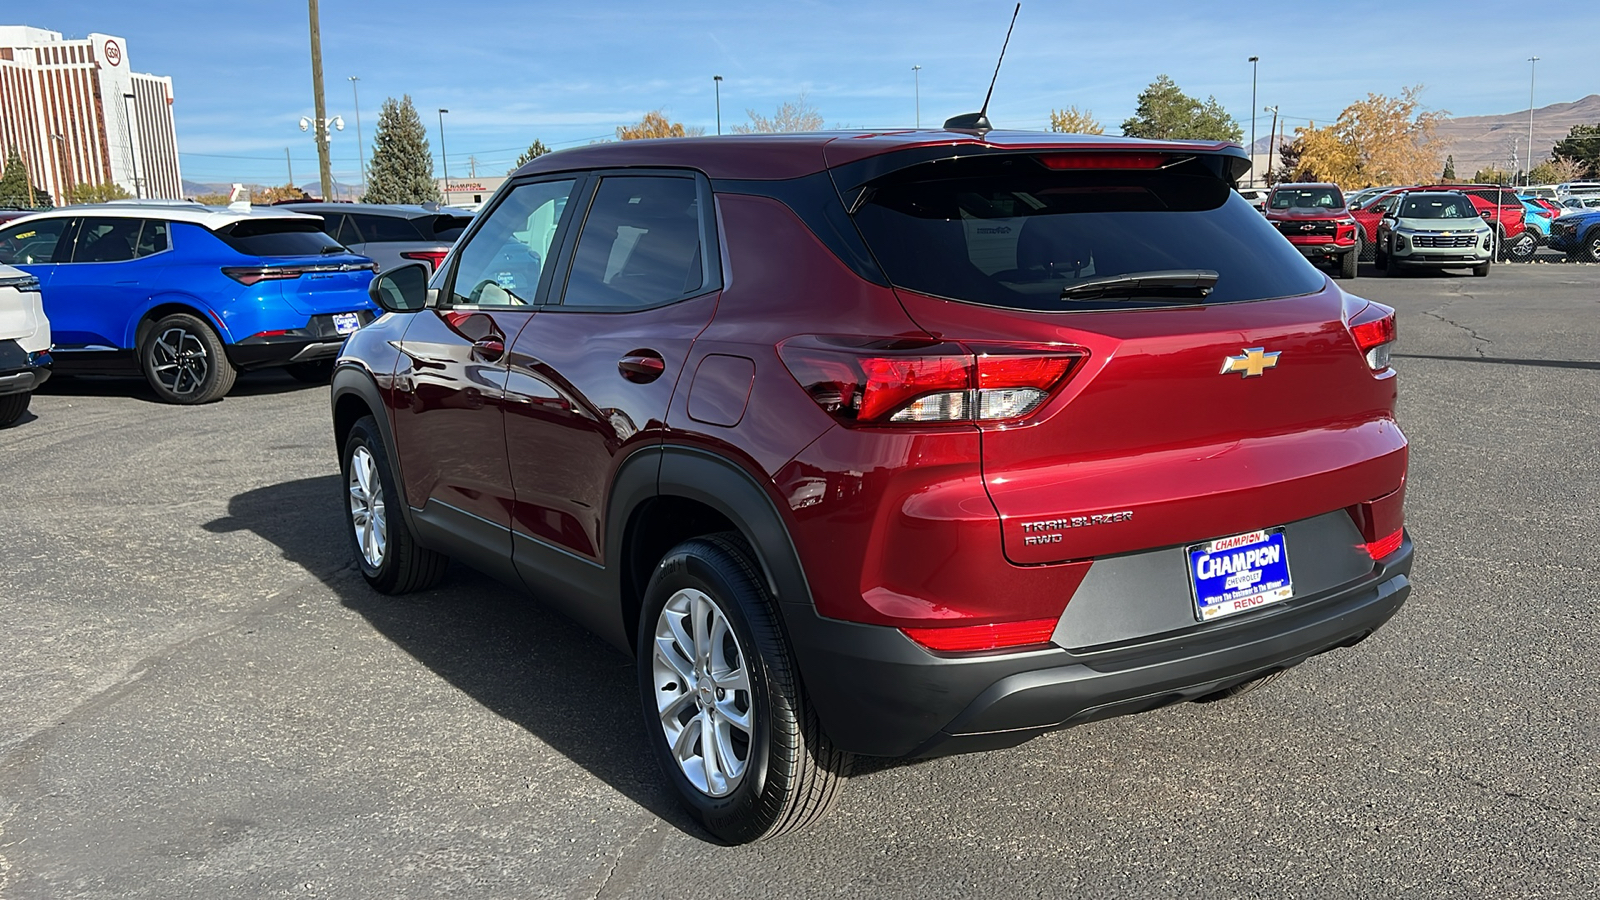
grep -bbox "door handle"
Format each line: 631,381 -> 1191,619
618,352 -> 666,383
472,338 -> 505,362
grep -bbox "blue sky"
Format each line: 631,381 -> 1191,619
35,0 -> 1598,187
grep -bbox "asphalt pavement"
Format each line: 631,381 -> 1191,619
1,260 -> 1597,899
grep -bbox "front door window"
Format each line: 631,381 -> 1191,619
448,179 -> 577,307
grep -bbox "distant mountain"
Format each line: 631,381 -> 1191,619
1434,94 -> 1600,175
181,178 -> 364,201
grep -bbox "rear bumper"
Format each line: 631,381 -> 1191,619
0,341 -> 50,396
786,536 -> 1413,758
225,311 -> 376,370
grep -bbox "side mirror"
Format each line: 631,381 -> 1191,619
1480,211 -> 1493,219
369,262 -> 431,313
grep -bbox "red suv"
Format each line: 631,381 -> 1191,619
1263,182 -> 1361,278
332,130 -> 1412,843
1445,185 -> 1534,261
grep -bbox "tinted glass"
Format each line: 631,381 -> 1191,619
216,219 -> 345,256
0,217 -> 72,264
1269,186 -> 1344,209
135,220 -> 169,257
1398,195 -> 1477,219
427,214 -> 473,241
71,217 -> 141,262
561,176 -> 704,309
449,179 -> 575,306
327,214 -> 357,245
852,157 -> 1326,312
350,213 -> 425,243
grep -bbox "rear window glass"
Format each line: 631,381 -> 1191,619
851,156 -> 1326,311
215,219 -> 345,256
1269,186 -> 1344,209
426,214 -> 472,241
349,213 -> 425,243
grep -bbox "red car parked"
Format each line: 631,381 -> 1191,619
334,129 -> 1412,842
1446,185 -> 1534,261
1263,182 -> 1361,278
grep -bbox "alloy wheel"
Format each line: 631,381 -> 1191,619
650,587 -> 753,797
348,445 -> 387,568
1507,232 -> 1537,262
149,326 -> 210,397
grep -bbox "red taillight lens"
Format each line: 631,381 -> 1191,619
401,250 -> 449,271
778,336 -> 1085,425
1348,303 -> 1396,371
902,618 -> 1058,652
1038,153 -> 1168,170
1364,529 -> 1404,560
222,266 -> 304,286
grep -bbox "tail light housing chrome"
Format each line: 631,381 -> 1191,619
778,336 -> 1087,426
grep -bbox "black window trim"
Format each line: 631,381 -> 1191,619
435,171 -> 590,310
544,167 -> 724,315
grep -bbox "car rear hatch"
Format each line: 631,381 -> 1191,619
213,217 -> 377,316
837,143 -> 1406,566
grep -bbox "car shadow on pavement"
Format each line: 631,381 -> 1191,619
38,369 -> 319,403
204,474 -> 705,838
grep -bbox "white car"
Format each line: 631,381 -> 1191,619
1235,186 -> 1270,210
0,262 -> 51,427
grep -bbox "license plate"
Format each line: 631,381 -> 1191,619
332,313 -> 361,335
1187,527 -> 1293,621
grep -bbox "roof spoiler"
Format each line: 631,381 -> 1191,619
228,183 -> 251,212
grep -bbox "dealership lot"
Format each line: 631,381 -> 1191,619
1,263 -> 1596,898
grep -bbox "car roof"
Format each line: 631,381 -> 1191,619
1272,182 -> 1341,190
511,129 -> 1247,181
3,203 -> 323,231
277,202 -> 474,217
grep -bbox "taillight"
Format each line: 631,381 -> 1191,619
777,336 -> 1086,426
901,618 -> 1057,652
401,250 -> 449,271
1364,529 -> 1404,560
223,266 -> 304,286
1038,153 -> 1168,170
1348,303 -> 1396,371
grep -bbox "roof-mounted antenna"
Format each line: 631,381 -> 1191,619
943,3 -> 1020,134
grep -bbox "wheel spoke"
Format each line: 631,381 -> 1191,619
672,709 -> 702,763
711,718 -> 743,782
715,695 -> 751,733
653,635 -> 695,686
700,711 -> 723,789
657,688 -> 694,727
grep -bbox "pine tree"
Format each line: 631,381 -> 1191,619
508,139 -> 551,174
1121,75 -> 1242,142
1442,154 -> 1456,181
0,147 -> 50,208
363,96 -> 440,204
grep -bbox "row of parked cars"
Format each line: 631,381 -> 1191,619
1241,180 -> 1600,281
0,200 -> 473,420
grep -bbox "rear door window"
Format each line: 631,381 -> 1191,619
426,214 -> 473,241
70,217 -> 142,263
0,217 -> 73,264
215,219 -> 346,256
350,213 -> 425,243
559,175 -> 706,309
135,220 -> 169,257
851,155 -> 1325,312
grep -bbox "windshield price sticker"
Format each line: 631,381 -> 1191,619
1188,527 -> 1293,621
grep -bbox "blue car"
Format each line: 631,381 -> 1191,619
0,203 -> 378,403
1516,197 -> 1552,243
1546,208 -> 1600,263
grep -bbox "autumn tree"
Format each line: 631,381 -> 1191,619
364,95 -> 440,204
252,184 -> 313,204
732,94 -> 823,133
509,139 -> 551,174
1551,124 -> 1600,176
0,147 -> 50,208
1529,157 -> 1588,183
70,181 -> 133,204
192,192 -> 232,206
1048,106 -> 1104,135
617,111 -> 704,140
1121,75 -> 1241,141
1278,87 -> 1446,188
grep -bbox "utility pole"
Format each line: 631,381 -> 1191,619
713,75 -> 723,135
469,155 -> 477,178
1527,56 -> 1539,186
913,65 -> 922,128
438,108 -> 450,205
1264,106 -> 1279,187
308,0 -> 332,200
349,76 -> 365,192
285,148 -> 294,189
1248,56 -> 1259,187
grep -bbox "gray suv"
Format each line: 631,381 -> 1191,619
286,203 -> 472,274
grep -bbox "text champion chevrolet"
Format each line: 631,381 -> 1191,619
330,128 -> 1411,843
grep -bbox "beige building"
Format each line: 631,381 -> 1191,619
0,25 -> 182,204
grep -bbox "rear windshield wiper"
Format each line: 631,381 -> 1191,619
1058,269 -> 1219,301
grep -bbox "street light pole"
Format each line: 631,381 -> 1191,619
122,92 -> 141,198
913,64 -> 922,128
349,76 -> 365,196
438,108 -> 450,205
714,75 -> 723,135
1527,56 -> 1539,186
1248,56 -> 1259,187
1264,105 -> 1279,187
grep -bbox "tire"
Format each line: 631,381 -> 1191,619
286,360 -> 336,384
638,533 -> 849,844
139,313 -> 237,404
1374,237 -> 1388,270
1472,259 -> 1491,278
0,391 -> 29,428
342,415 -> 449,594
1583,228 -> 1600,264
1339,246 -> 1359,279
1382,240 -> 1401,276
1503,231 -> 1537,263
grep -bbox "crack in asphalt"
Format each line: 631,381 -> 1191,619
1422,289 -> 1493,358
587,819 -> 662,899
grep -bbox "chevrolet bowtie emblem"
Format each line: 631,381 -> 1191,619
1222,347 -> 1281,377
